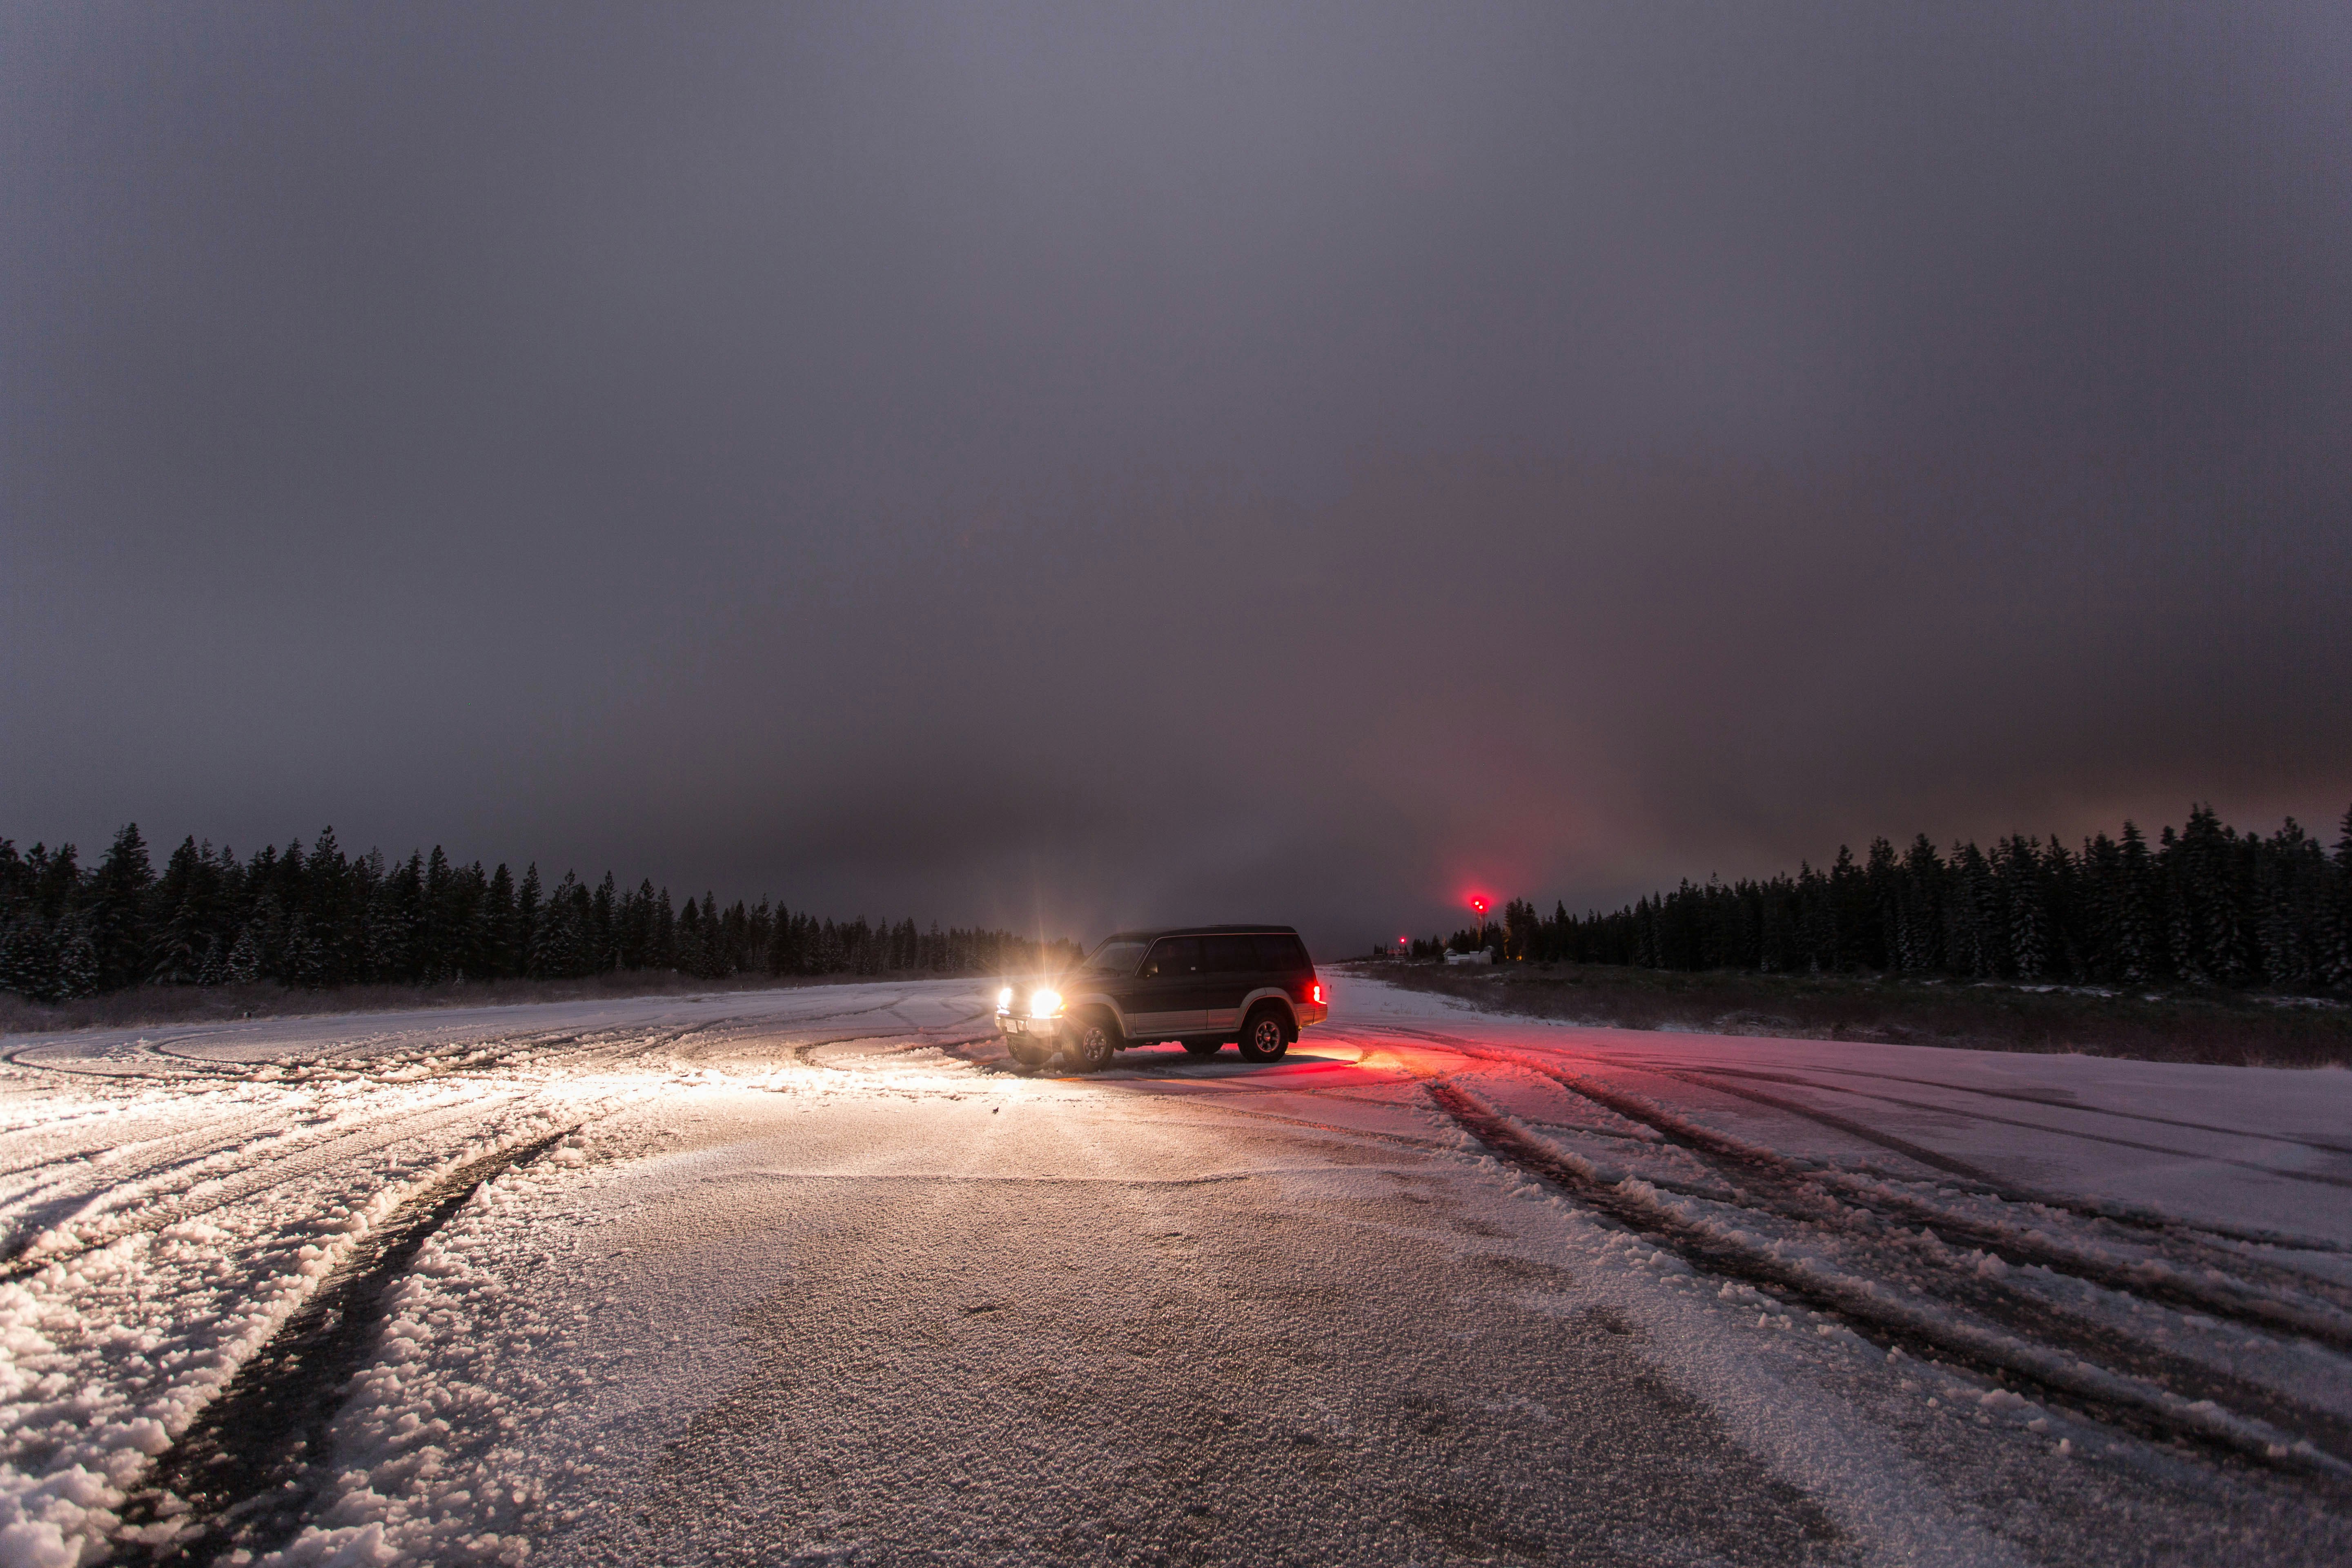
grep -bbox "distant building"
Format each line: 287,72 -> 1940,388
1444,947 -> 1494,967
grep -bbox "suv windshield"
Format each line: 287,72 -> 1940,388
1082,940 -> 1149,975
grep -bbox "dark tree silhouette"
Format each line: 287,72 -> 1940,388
0,826 -> 1073,1000
1410,804 -> 2352,993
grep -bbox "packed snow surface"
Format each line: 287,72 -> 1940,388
2,974 -> 2348,1565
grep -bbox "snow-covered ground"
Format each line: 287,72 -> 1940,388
3,975 -> 2348,1566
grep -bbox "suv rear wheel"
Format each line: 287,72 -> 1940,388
1237,1004 -> 1293,1063
1067,1011 -> 1121,1072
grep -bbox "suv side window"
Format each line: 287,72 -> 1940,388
1254,934 -> 1310,973
1203,935 -> 1259,973
1140,937 -> 1203,978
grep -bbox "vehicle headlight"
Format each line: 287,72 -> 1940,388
1029,988 -> 1062,1018
996,986 -> 1014,1012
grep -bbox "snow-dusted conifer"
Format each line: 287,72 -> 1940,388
0,916 -> 58,1001
226,923 -> 263,985
1998,837 -> 2047,982
87,823 -> 153,991
515,864 -> 543,976
2115,822 -> 2156,984
55,924 -> 98,999
2323,807 -> 2352,989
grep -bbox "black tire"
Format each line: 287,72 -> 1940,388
1237,1005 -> 1293,1063
1005,1035 -> 1052,1070
1066,1011 -> 1121,1073
1180,1037 -> 1223,1057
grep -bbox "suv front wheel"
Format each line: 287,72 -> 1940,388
1066,1011 -> 1121,1073
1237,1004 -> 1293,1063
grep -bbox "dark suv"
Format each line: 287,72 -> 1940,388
993,925 -> 1328,1072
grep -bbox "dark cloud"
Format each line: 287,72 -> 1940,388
4,2 -> 2348,951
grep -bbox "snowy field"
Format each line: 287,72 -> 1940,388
3,975 -> 2349,1566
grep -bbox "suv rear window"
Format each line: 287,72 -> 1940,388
1203,935 -> 1260,973
1253,934 -> 1310,973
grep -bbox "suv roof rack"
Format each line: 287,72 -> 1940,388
1102,924 -> 1297,942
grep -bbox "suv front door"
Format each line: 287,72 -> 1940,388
1126,936 -> 1207,1038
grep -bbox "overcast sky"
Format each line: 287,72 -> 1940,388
4,3 -> 2348,952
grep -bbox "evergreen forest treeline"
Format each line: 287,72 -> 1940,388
1443,805 -> 2352,992
0,825 -> 1076,1002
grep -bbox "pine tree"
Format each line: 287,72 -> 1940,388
87,823 -> 154,991
2170,806 -> 2246,985
1757,884 -> 1791,973
515,864 -> 543,976
0,915 -> 59,1001
285,912 -> 327,988
307,828 -> 354,985
676,895 -> 708,978
149,836 -> 209,985
421,847 -> 454,981
1898,835 -> 1944,974
151,895 -> 207,986
530,872 -> 588,978
2106,824 -> 2145,982
592,874 -> 618,973
2002,837 -> 2047,982
226,924 -> 263,984
0,840 -> 26,929
766,904 -> 795,975
55,923 -> 99,1000
2326,807 -> 2352,989
483,864 -> 517,980
2042,834 -> 2083,980
2257,821 -> 2315,989
1947,842 -> 1996,978
624,879 -> 657,971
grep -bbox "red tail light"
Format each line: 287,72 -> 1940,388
1310,982 -> 1324,1005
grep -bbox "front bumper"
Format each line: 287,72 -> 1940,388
995,1014 -> 1065,1036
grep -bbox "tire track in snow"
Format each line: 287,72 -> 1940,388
1570,1049 -> 2352,1253
1655,1068 -> 2352,1339
1671,1066 -> 2352,1190
790,1026 -> 959,1069
1348,1026 -> 2352,1478
101,1125 -> 581,1568
0,1107 -> 341,1272
1388,1028 -> 2352,1427
1371,1022 -> 2352,1332
1711,1063 -> 2352,1159
1421,1078 -> 2352,1484
3,1040 -> 251,1084
1,1092 -> 530,1283
1556,1054 -> 2352,1333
